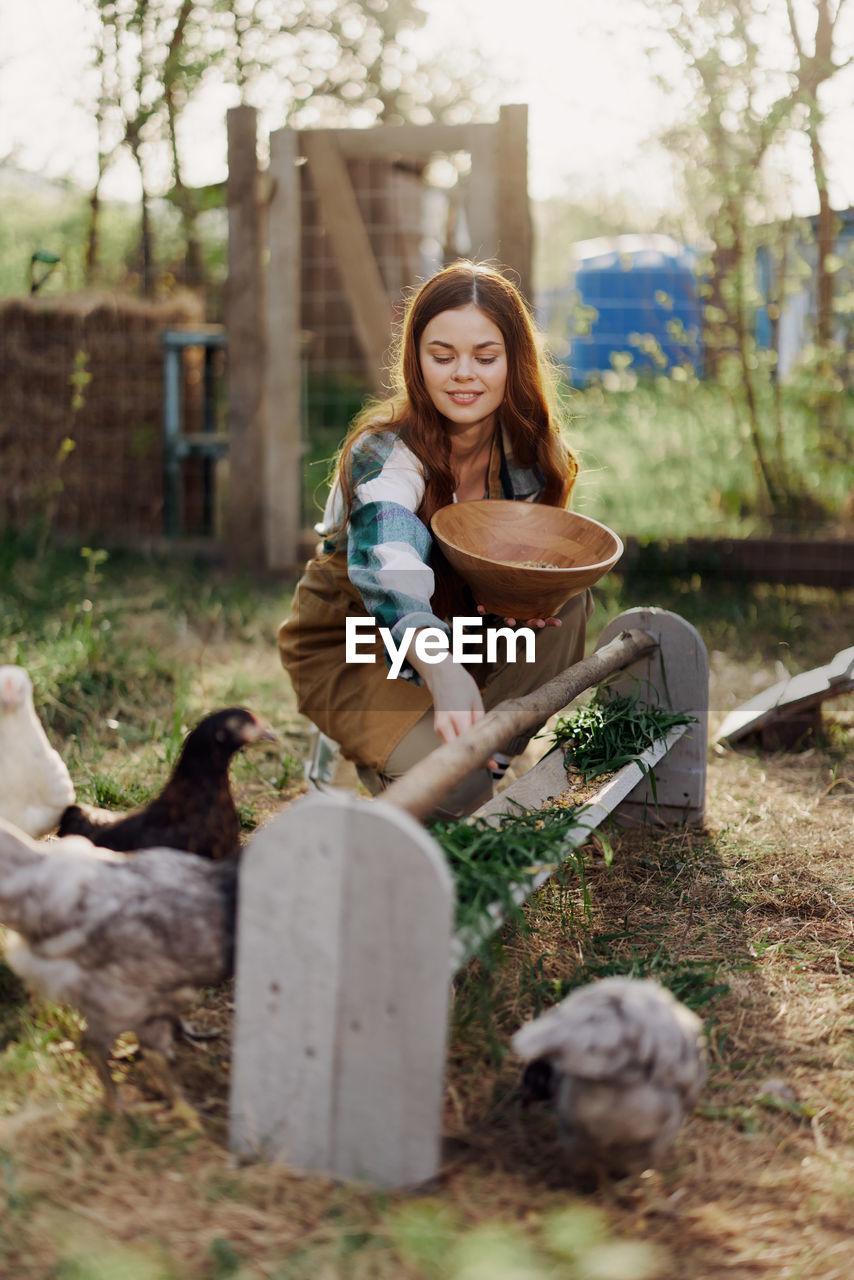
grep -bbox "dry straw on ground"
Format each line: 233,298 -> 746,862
3,713 -> 852,1280
1,569 -> 853,1279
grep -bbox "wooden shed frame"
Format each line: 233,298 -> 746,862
225,105 -> 533,571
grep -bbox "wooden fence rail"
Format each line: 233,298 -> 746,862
622,536 -> 854,588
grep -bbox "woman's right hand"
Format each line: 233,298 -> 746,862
407,641 -> 498,769
427,659 -> 485,744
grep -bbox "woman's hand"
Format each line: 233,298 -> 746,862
407,637 -> 498,769
476,604 -> 562,629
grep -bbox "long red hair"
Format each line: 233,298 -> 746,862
326,261 -> 577,608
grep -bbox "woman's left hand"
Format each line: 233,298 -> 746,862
476,604 -> 562,629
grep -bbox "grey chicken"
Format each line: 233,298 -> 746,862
0,665 -> 75,837
0,817 -> 236,1121
512,976 -> 706,1178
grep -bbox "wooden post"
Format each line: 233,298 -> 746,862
229,790 -> 454,1188
497,104 -> 533,301
596,608 -> 709,825
466,123 -> 499,263
226,105 -> 267,568
265,126 -> 303,570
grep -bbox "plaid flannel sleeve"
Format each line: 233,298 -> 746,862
345,435 -> 450,679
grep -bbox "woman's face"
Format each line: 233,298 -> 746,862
418,303 -> 507,434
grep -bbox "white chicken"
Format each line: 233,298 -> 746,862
512,976 -> 706,1178
0,665 -> 75,837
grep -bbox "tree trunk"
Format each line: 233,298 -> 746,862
84,181 -> 102,287
128,135 -> 155,298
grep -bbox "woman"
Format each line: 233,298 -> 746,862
279,261 -> 591,818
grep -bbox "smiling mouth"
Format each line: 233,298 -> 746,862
447,391 -> 482,403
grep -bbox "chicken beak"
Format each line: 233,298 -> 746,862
244,717 -> 278,745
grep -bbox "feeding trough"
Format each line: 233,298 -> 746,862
229,609 -> 708,1186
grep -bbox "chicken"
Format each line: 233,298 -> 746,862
0,664 -> 75,837
512,976 -> 706,1178
0,817 -> 237,1120
58,707 -> 276,860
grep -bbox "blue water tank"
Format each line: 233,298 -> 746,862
566,235 -> 704,383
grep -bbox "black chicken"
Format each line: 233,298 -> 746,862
58,707 -> 276,860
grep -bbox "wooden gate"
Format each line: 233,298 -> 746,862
225,106 -> 533,571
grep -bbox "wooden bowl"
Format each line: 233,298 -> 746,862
431,500 -> 624,619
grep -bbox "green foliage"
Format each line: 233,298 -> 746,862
566,373 -> 854,537
386,1201 -> 667,1280
69,350 -> 92,414
302,373 -> 372,523
644,0 -> 854,522
0,533 -> 173,746
207,1237 -> 241,1279
64,0 -> 492,296
432,686 -> 695,953
0,956 -> 29,1054
0,181 -> 138,297
557,934 -> 731,1018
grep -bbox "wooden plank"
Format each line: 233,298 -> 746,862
301,130 -> 391,388
265,126 -> 303,570
332,796 -> 454,1184
450,726 -> 687,969
475,732 -> 683,823
466,126 -> 499,262
229,794 -> 343,1168
595,608 -> 709,825
716,646 -> 854,744
317,121 -> 493,160
229,790 -> 454,1187
497,104 -> 533,300
225,105 -> 267,567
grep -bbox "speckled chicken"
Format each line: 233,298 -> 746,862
512,976 -> 706,1177
0,817 -> 237,1120
0,664 -> 75,837
58,707 -> 276,859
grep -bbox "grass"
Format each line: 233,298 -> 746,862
297,375 -> 854,544
563,374 -> 854,538
1,530 -> 854,1277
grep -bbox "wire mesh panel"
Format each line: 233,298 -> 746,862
0,295 -> 204,543
298,154 -> 454,526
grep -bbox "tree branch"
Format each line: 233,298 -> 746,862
381,629 -> 659,822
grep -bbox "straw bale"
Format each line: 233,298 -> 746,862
0,291 -> 204,542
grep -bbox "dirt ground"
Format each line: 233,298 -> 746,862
5,715 -> 852,1280
1,570 -> 853,1279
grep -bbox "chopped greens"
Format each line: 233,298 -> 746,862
431,803 -> 589,934
547,686 -> 697,781
432,683 -> 696,952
